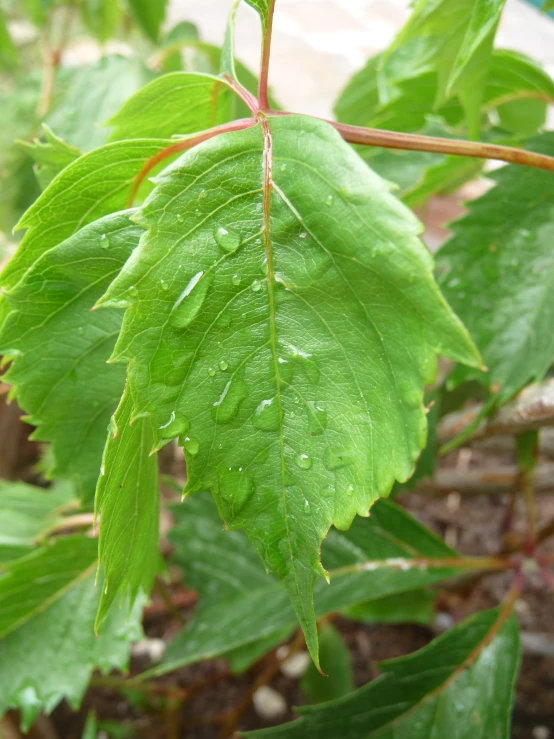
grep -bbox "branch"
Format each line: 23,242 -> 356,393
258,0 -> 277,110
415,462 -> 554,497
126,118 -> 256,207
267,111 -> 554,173
438,379 -> 554,447
332,554 -> 511,577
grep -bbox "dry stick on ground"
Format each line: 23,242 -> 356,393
438,379 -> 554,447
415,462 -> 554,497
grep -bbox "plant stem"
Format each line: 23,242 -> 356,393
267,110 -> 554,173
258,0 -> 277,110
41,513 -> 96,538
126,118 -> 256,207
331,554 -> 512,577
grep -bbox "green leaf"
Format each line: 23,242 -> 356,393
225,627 -> 295,674
245,0 -> 270,30
82,711 -> 97,739
0,8 -> 17,69
437,132 -> 554,403
343,589 -> 435,626
0,480 -> 77,562
0,138 -> 169,297
19,124 -> 81,190
0,536 -> 143,730
245,607 -> 520,738
95,384 -> 159,626
46,56 -> 153,152
106,72 -> 240,141
101,114 -> 480,663
0,213 -> 143,501
388,0 -> 506,135
153,493 -> 464,675
543,0 -> 554,11
300,623 -> 353,704
126,0 -> 168,42
81,0 -> 121,42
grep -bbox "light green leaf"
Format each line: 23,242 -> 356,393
0,8 -> 17,69
0,213 -> 143,501
46,56 -> 153,152
0,138 -> 169,297
0,480 -> 77,562
19,124 -> 81,190
246,608 -> 520,738
300,623 -> 353,704
543,0 -> 554,11
389,0 -> 507,135
106,72 -> 240,141
437,132 -> 554,403
126,0 -> 168,42
82,711 -> 97,739
0,536 -> 143,730
154,493 -> 464,675
101,114 -> 480,663
95,385 -> 159,626
245,0 -> 270,30
81,0 -> 121,43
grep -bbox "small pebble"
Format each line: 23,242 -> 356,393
252,686 -> 287,720
533,727 -> 551,739
434,612 -> 454,633
131,637 -> 166,662
280,651 -> 310,679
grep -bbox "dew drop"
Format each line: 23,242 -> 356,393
303,499 -> 311,514
100,233 -> 109,248
199,189 -> 207,199
232,273 -> 241,286
215,226 -> 241,254
171,271 -> 213,329
295,453 -> 312,470
323,448 -> 352,470
252,280 -> 262,293
160,279 -> 169,291
182,435 -> 200,455
128,285 -> 138,297
159,410 -> 190,439
177,214 -> 184,223
219,468 -> 255,514
208,367 -> 216,377
326,194 -> 334,206
307,401 -> 327,435
345,483 -> 355,496
211,376 -> 248,423
299,232 -> 307,239
253,397 -> 281,432
280,163 -> 287,172
219,359 -> 229,371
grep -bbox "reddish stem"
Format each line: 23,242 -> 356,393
267,110 -> 554,172
258,0 -> 277,110
126,118 -> 256,207
221,73 -> 259,114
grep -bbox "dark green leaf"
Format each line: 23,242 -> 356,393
245,0 -> 270,30
245,607 -> 520,738
0,536 -> 142,730
437,132 -> 554,403
153,493 -> 463,675
344,589 -> 435,626
101,114 -> 479,663
126,0 -> 168,42
95,385 -> 160,625
0,213 -> 142,501
300,623 -> 353,704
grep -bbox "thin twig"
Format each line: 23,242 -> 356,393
258,0 -> 277,110
41,512 -> 96,537
415,462 -> 554,497
126,118 -> 255,207
331,554 -> 512,578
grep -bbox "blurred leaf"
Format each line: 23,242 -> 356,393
19,124 -> 81,189
0,536 -> 143,730
0,8 -> 17,68
300,623 -> 353,704
0,479 -> 77,561
153,493 -> 464,675
344,589 -> 435,626
437,132 -> 554,403
246,608 -> 520,738
81,0 -> 121,42
126,0 -> 168,42
46,55 -> 154,152
82,710 -> 97,739
0,213 -> 143,502
161,21 -> 199,73
226,628 -> 294,674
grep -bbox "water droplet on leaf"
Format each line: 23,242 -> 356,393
212,376 -> 248,423
182,436 -> 200,455
171,271 -> 213,329
215,226 -> 241,254
324,448 -> 352,470
159,411 -> 190,439
253,397 -> 281,431
100,234 -> 109,248
295,453 -> 312,470
232,273 -> 241,286
208,367 -> 216,377
219,359 -> 229,371
307,401 -> 327,434
303,499 -> 311,514
252,280 -> 262,293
